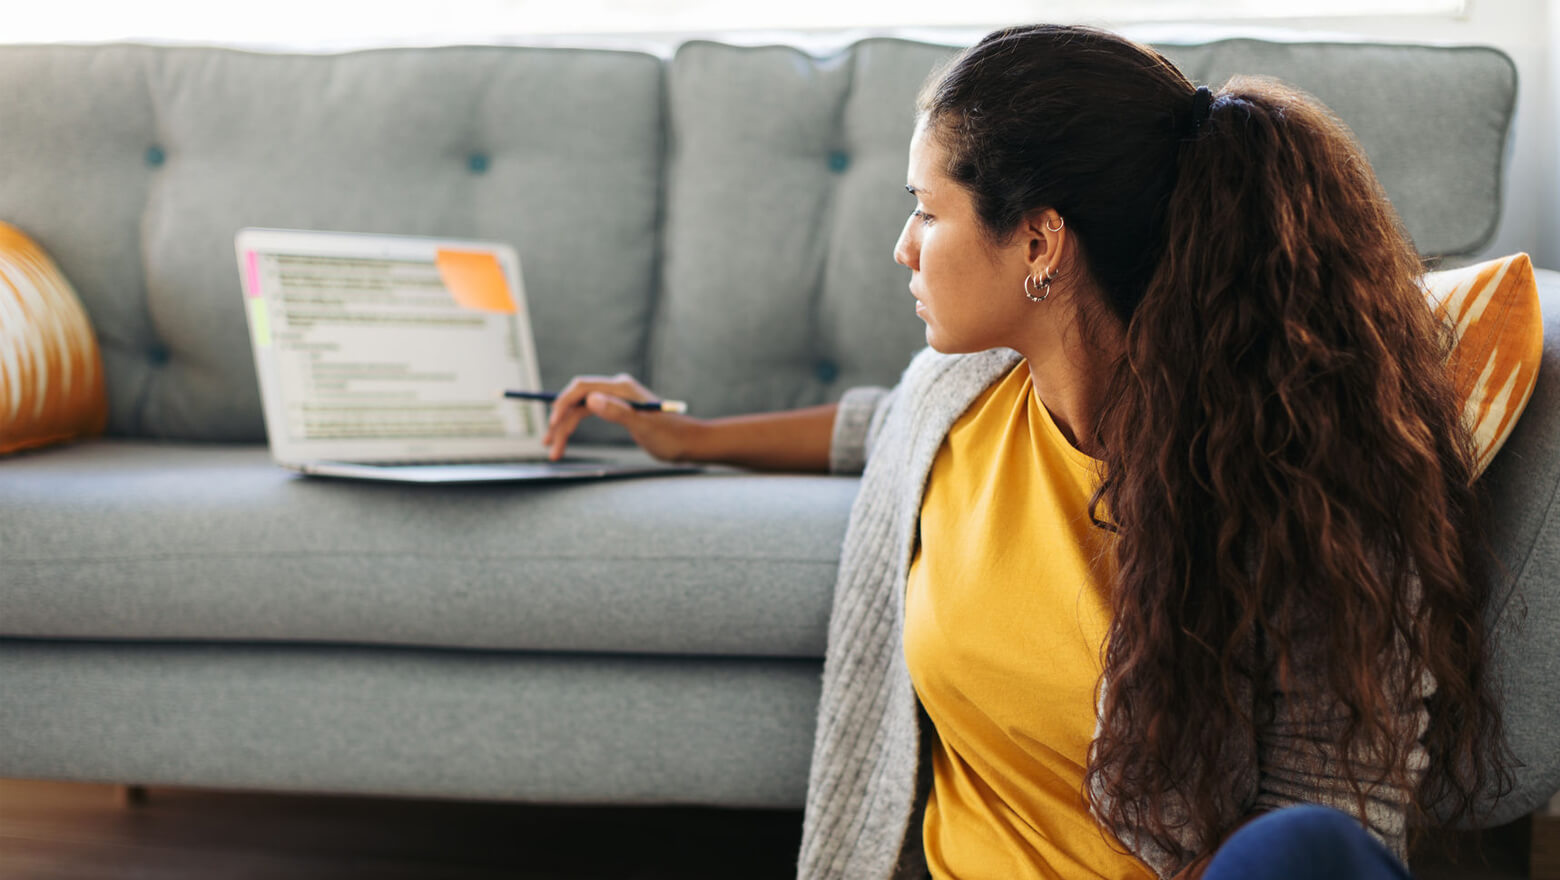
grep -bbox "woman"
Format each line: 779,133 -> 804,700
542,25 -> 1507,880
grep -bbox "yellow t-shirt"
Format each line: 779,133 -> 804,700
903,362 -> 1153,880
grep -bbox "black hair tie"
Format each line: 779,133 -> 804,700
1191,85 -> 1214,131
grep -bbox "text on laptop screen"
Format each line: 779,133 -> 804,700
251,251 -> 536,443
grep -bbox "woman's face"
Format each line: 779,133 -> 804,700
894,122 -> 1034,354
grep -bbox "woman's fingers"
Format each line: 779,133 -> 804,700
546,375 -> 648,429
545,376 -> 606,436
541,375 -> 655,459
546,393 -> 633,457
583,391 -> 632,420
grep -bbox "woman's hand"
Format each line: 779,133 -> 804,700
541,373 -> 700,462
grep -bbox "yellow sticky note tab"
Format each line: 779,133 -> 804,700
435,249 -> 517,314
249,297 -> 271,347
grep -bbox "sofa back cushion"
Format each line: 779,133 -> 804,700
648,39 -> 954,419
651,37 -> 1516,419
1155,38 -> 1515,261
0,44 -> 663,441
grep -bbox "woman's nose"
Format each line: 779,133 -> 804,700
894,219 -> 917,271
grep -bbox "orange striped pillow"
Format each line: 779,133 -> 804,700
1424,252 -> 1543,477
0,222 -> 108,455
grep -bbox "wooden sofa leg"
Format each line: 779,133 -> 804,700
1535,793 -> 1560,880
118,785 -> 149,807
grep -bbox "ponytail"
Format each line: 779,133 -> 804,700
1088,76 -> 1507,857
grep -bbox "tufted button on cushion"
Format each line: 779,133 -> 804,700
144,145 -> 165,167
827,150 -> 849,173
814,360 -> 839,383
145,344 -> 170,366
467,152 -> 490,174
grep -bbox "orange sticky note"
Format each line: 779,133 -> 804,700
435,249 -> 517,314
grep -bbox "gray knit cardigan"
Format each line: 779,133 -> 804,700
797,346 -> 1427,880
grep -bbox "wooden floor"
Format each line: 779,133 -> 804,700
0,780 -> 803,879
0,778 -> 1539,879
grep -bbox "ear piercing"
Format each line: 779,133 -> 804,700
1027,215 -> 1064,300
1024,266 -> 1060,303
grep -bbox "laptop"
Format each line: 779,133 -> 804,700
235,228 -> 699,483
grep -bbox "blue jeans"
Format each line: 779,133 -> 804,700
1202,805 -> 1414,880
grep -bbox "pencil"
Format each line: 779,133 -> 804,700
502,389 -> 688,414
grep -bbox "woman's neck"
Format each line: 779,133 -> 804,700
1016,314 -> 1125,460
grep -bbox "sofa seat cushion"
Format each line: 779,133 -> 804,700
0,441 -> 855,658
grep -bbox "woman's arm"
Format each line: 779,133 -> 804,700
540,373 -> 838,473
683,405 -> 838,472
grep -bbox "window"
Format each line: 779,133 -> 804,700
9,0 -> 1469,44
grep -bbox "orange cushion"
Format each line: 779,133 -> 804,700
0,222 -> 108,455
1424,253 -> 1544,476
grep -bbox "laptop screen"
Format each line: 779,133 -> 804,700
236,229 -> 548,464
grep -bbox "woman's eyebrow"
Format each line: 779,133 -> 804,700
905,184 -> 930,196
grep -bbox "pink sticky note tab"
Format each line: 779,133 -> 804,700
245,251 -> 261,298
435,249 -> 516,314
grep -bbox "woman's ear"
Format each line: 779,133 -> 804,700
1022,207 -> 1067,276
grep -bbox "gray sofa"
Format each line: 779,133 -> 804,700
1,32 -> 1556,842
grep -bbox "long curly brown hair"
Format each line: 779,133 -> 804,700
920,24 -> 1509,862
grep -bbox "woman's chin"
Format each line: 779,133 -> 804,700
924,332 -> 969,355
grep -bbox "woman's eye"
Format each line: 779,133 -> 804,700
912,208 -> 934,226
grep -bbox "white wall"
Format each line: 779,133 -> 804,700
1550,0 -> 1560,270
